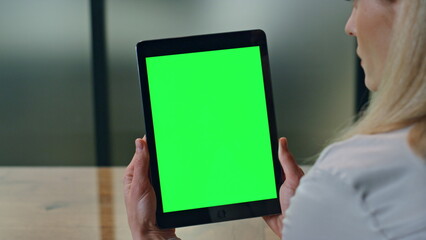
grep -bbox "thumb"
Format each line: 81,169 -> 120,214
278,137 -> 299,180
132,137 -> 150,185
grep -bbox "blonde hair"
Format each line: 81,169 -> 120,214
339,0 -> 426,158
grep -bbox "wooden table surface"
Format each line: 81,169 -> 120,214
0,167 -> 309,240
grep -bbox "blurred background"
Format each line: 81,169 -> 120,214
0,0 -> 364,166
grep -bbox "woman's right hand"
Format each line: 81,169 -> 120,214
263,137 -> 305,238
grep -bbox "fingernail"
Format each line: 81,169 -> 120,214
136,139 -> 144,150
281,138 -> 288,149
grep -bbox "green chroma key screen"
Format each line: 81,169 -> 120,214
146,46 -> 277,213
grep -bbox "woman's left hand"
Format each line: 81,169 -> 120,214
123,136 -> 178,240
263,137 -> 305,238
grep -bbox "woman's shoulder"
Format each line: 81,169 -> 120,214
315,126 -> 424,174
305,127 -> 426,239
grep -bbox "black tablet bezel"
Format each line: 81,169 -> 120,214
136,29 -> 283,229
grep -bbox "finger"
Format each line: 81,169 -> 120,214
142,135 -> 152,179
127,138 -> 143,172
132,138 -> 150,187
140,137 -> 150,177
278,137 -> 299,180
127,138 -> 141,171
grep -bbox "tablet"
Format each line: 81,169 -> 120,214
136,29 -> 282,228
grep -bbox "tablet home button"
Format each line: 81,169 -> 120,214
217,210 -> 226,219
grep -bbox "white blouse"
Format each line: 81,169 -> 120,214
282,127 -> 426,240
